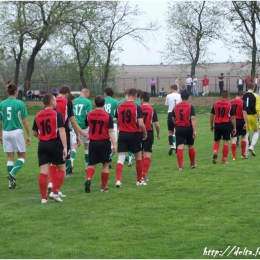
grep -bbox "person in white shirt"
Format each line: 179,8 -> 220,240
237,76 -> 244,92
254,74 -> 259,93
192,75 -> 199,96
186,75 -> 193,95
165,85 -> 182,155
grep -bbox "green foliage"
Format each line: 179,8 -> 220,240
0,112 -> 260,258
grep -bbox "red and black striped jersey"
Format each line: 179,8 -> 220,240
172,102 -> 195,127
115,101 -> 142,132
230,98 -> 246,120
211,100 -> 235,123
56,97 -> 74,132
140,104 -> 158,131
86,109 -> 113,141
33,109 -> 64,141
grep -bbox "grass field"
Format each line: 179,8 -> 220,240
0,103 -> 260,259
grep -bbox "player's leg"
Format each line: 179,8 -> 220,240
38,163 -> 49,203
6,152 -> 15,188
241,135 -> 247,158
167,113 -> 176,155
248,115 -> 258,156
221,140 -> 229,164
109,123 -> 118,169
212,124 -> 221,164
85,165 -> 95,193
70,130 -> 78,173
175,127 -> 185,170
101,162 -> 110,192
231,136 -> 237,160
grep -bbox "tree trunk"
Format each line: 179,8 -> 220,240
79,68 -> 87,89
102,50 -> 111,91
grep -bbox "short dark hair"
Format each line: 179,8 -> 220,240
68,93 -> 75,101
7,83 -> 17,95
140,91 -> 150,102
236,91 -> 244,97
137,89 -> 143,98
221,90 -> 229,98
59,85 -> 71,94
248,83 -> 254,90
124,89 -> 129,95
95,95 -> 105,107
104,87 -> 114,97
180,90 -> 190,100
128,88 -> 137,97
170,85 -> 178,91
43,94 -> 54,106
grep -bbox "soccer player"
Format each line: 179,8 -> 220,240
172,90 -> 196,170
0,83 -> 31,189
73,88 -> 92,171
165,85 -> 182,155
48,86 -> 87,192
118,89 -> 129,104
230,91 -> 248,159
84,95 -> 116,193
210,90 -> 236,164
115,88 -> 147,187
32,94 -> 67,203
104,87 -> 119,168
242,83 -> 260,156
140,92 -> 160,182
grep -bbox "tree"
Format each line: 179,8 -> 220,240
164,1 -> 224,76
97,1 -> 158,90
228,1 -> 260,77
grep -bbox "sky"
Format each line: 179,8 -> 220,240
117,1 -> 248,66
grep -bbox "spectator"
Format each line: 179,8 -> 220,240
26,90 -> 33,100
39,89 -> 46,100
158,87 -> 166,97
192,75 -> 199,96
33,89 -> 40,100
202,75 -> 210,96
254,74 -> 259,93
237,76 -> 245,92
186,75 -> 192,95
150,77 -> 156,97
52,86 -> 59,97
218,73 -> 225,94
18,84 -> 23,100
245,75 -> 253,91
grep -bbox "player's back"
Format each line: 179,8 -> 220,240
213,100 -> 232,123
230,98 -> 244,120
165,92 -> 182,112
104,96 -> 118,119
0,98 -> 27,131
242,92 -> 258,115
73,96 -> 92,129
141,104 -> 155,131
174,102 -> 193,127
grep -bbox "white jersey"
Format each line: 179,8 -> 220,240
165,92 -> 182,112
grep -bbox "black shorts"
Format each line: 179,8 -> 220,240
214,122 -> 231,141
118,131 -> 142,154
232,119 -> 246,137
38,140 -> 65,166
89,139 -> 111,165
66,131 -> 71,159
175,127 -> 194,146
142,131 -> 154,153
167,112 -> 175,131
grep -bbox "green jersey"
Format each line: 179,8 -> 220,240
104,96 -> 119,120
118,98 -> 127,104
0,98 -> 28,131
134,99 -> 141,105
73,96 -> 92,129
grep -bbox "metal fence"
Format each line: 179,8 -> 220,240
0,75 -> 252,97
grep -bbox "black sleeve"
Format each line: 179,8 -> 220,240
137,105 -> 143,119
172,108 -> 176,118
67,99 -> 74,118
230,105 -> 236,116
57,112 -> 65,128
242,101 -> 246,110
210,104 -> 215,114
85,114 -> 89,128
108,114 -> 114,129
32,119 -> 38,132
152,108 -> 158,122
190,105 -> 195,116
115,108 -> 118,119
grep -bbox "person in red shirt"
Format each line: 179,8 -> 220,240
32,94 -> 67,203
210,90 -> 236,164
172,90 -> 197,170
201,75 -> 210,96
230,91 -> 248,159
245,75 -> 253,91
115,88 -> 147,187
140,92 -> 160,183
84,95 -> 116,193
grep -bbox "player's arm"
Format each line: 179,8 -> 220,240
210,105 -> 215,131
242,109 -> 248,129
154,121 -> 160,139
58,126 -> 67,159
138,118 -> 147,140
22,118 -> 31,145
109,128 -> 117,154
0,119 -> 2,143
191,116 -> 197,138
70,116 -> 87,140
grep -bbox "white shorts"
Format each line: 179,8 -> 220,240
3,129 -> 26,153
70,131 -> 77,148
80,128 -> 89,144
